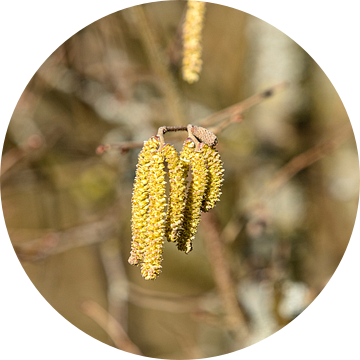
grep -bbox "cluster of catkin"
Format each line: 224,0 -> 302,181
128,135 -> 224,280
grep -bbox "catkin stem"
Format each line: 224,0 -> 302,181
157,125 -> 189,150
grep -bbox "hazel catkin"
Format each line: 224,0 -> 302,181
129,126 -> 225,280
201,144 -> 224,212
162,144 -> 188,243
128,136 -> 160,266
177,139 -> 209,253
140,145 -> 167,280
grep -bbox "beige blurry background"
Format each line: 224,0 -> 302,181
1,1 -> 358,358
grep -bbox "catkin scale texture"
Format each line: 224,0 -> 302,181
129,129 -> 224,279
140,146 -> 167,280
177,139 -> 209,253
201,144 -> 224,212
162,144 -> 187,243
128,137 -> 160,266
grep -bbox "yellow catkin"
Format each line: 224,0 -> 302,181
201,144 -> 224,212
140,146 -> 167,280
128,136 -> 160,266
182,1 -> 206,83
177,139 -> 208,253
162,144 -> 188,243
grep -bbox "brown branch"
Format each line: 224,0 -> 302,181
1,134 -> 43,177
99,238 -> 129,332
96,83 -> 287,155
129,5 -> 186,125
261,123 -> 353,199
96,141 -> 144,155
79,299 -> 142,355
200,211 -> 249,343
13,214 -> 118,262
157,125 -> 189,135
220,123 -> 353,244
199,81 -> 288,127
128,283 -> 203,313
209,115 -> 243,135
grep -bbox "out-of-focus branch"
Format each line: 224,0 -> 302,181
200,211 -> 249,343
79,299 -> 142,355
97,83 -> 286,154
129,5 -> 186,125
99,238 -> 129,331
1,135 -> 43,177
221,123 -> 354,244
261,123 -> 353,199
128,283 -> 203,313
96,141 -> 144,155
13,215 -> 118,262
199,81 -> 288,127
209,115 -> 243,135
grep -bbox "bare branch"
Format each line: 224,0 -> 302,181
200,211 -> 249,343
96,141 -> 144,155
13,215 -> 118,262
99,239 -> 129,331
79,299 -> 142,355
1,135 -> 43,177
129,5 -> 186,125
96,82 -> 287,155
128,283 -> 203,313
220,123 -> 353,244
261,123 -> 353,199
209,115 -> 243,135
199,81 -> 288,127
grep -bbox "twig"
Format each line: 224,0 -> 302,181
220,123 -> 353,244
261,123 -> 353,199
96,83 -> 286,154
157,125 -> 188,150
200,211 -> 249,343
79,299 -> 142,355
96,141 -> 144,155
1,134 -> 43,177
128,283 -> 203,313
199,81 -> 288,127
13,214 -> 118,262
209,115 -> 243,135
99,238 -> 129,331
129,5 -> 186,125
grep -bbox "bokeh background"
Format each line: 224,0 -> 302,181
1,1 -> 359,358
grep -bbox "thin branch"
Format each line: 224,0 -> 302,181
220,123 -> 353,244
199,81 -> 288,127
1,135 -> 43,177
79,299 -> 142,355
261,123 -> 353,199
200,211 -> 249,343
157,125 -> 188,150
128,283 -> 204,313
96,141 -> 144,155
99,238 -> 129,332
96,82 -> 286,154
157,125 -> 189,134
13,214 -> 118,262
209,114 -> 243,135
129,5 -> 186,125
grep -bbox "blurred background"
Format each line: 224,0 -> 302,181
1,1 -> 358,358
